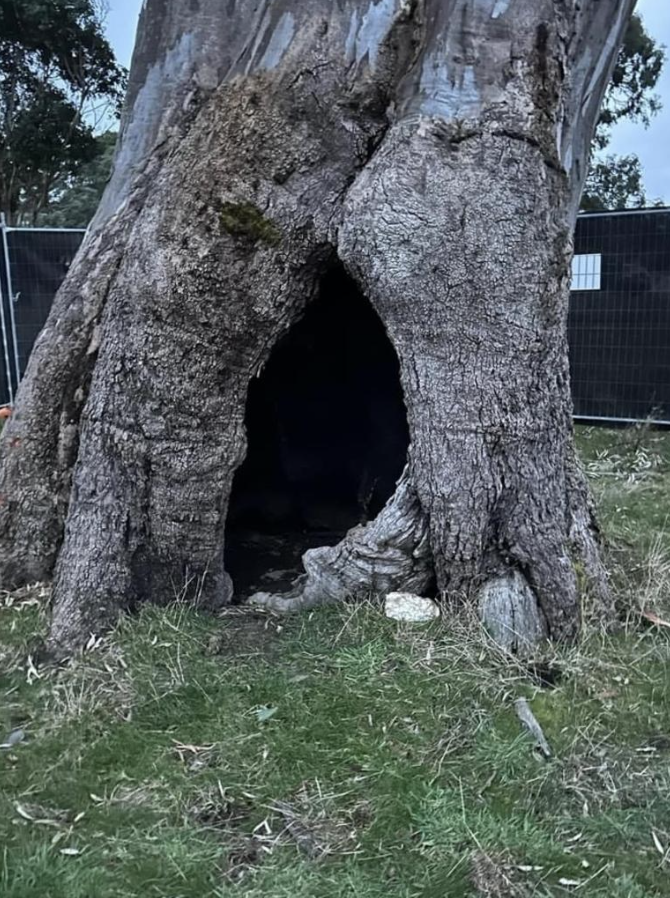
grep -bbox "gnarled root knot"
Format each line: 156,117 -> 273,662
249,468 -> 433,612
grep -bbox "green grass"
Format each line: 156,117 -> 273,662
1,426 -> 669,897
577,424 -> 670,553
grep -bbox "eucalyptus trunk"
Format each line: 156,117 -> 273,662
0,0 -> 633,654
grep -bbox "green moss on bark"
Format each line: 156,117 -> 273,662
219,202 -> 281,246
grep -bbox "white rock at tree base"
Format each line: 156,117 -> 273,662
384,593 -> 440,622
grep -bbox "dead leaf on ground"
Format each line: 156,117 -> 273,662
14,803 -> 71,827
652,830 -> 667,858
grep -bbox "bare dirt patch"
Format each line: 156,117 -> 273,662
205,607 -> 285,660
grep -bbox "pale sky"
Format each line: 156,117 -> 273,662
608,0 -> 670,203
106,0 -> 669,203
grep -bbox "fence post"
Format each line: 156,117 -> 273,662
0,215 -> 15,405
0,214 -> 21,391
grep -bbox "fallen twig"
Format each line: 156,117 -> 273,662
514,697 -> 552,759
641,610 -> 670,630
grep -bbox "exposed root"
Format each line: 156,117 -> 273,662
249,468 -> 433,612
478,571 -> 548,656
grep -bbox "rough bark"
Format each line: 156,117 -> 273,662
0,0 -> 634,654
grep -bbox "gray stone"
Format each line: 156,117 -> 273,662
384,592 -> 440,623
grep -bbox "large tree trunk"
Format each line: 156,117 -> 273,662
0,0 -> 633,654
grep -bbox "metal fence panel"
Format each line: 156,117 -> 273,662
0,250 -> 13,405
569,208 -> 670,425
0,221 -> 85,405
4,227 -> 86,378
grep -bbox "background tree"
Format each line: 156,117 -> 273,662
39,130 -> 116,228
0,0 -> 126,224
28,10 -> 662,228
582,12 -> 665,211
0,0 -> 637,655
582,154 -> 649,212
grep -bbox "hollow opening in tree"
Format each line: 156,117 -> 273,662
225,264 -> 410,598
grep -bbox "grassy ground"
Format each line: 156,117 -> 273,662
1,426 -> 669,897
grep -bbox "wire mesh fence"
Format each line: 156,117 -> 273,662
0,210 -> 669,423
0,219 -> 85,405
569,207 -> 670,425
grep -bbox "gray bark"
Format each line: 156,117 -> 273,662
0,0 -> 634,654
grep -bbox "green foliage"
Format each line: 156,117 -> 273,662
39,130 -> 116,228
597,14 -> 665,144
581,154 -> 649,212
583,14 -> 666,212
0,0 -> 126,224
1,429 -> 670,897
